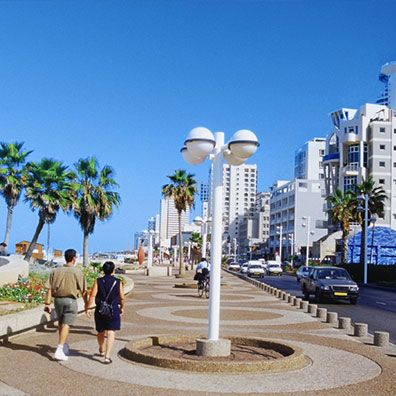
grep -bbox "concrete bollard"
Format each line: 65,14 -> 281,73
294,298 -> 302,307
300,300 -> 309,311
277,290 -> 282,298
316,307 -> 327,320
282,293 -> 289,301
288,295 -> 293,304
326,312 -> 338,324
308,304 -> 318,316
354,323 -> 368,337
338,317 -> 352,331
374,331 -> 389,347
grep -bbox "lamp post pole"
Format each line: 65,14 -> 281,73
233,238 -> 237,260
277,224 -> 283,262
302,216 -> 311,267
147,231 -> 154,268
363,194 -> 369,285
202,220 -> 207,258
182,126 -> 259,353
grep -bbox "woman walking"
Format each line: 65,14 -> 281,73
86,261 -> 124,363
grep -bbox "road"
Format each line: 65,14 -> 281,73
260,274 -> 396,343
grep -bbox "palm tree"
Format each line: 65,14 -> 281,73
0,142 -> 32,246
189,231 -> 203,267
327,189 -> 356,263
162,169 -> 197,276
73,157 -> 120,266
24,159 -> 76,262
356,177 -> 387,266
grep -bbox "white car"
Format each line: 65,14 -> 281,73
240,263 -> 249,274
266,263 -> 283,276
228,262 -> 240,271
247,263 -> 265,278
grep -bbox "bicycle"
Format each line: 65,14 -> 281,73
197,275 -> 210,299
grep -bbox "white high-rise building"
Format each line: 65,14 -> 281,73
221,164 -> 257,242
323,103 -> 396,229
376,61 -> 396,109
254,191 -> 271,243
159,198 -> 190,248
295,138 -> 326,180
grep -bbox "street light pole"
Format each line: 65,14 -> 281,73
277,224 -> 283,262
302,216 -> 311,267
181,126 -> 259,352
363,194 -> 369,285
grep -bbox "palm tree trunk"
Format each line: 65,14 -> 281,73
24,217 -> 45,262
178,212 -> 184,275
342,231 -> 348,264
83,230 -> 89,267
3,204 -> 14,246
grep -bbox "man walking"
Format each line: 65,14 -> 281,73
44,249 -> 87,361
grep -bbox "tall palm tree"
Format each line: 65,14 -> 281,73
24,159 -> 76,262
162,169 -> 197,276
73,157 -> 120,266
327,188 -> 356,263
0,142 -> 32,246
356,177 -> 387,266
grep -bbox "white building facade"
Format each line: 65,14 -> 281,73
294,138 -> 326,180
269,179 -> 327,260
159,197 -> 190,248
323,103 -> 396,229
221,163 -> 257,244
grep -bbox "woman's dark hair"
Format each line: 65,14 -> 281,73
102,261 -> 115,275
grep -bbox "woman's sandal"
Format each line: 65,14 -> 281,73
99,349 -> 105,357
104,357 -> 112,364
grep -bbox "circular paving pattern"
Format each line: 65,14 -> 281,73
135,305 -> 317,326
62,338 -> 381,393
172,309 -> 283,321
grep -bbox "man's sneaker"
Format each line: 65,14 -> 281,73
54,347 -> 68,361
63,343 -> 69,356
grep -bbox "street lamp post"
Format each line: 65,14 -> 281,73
194,216 -> 210,258
276,224 -> 283,262
233,238 -> 238,260
357,194 -> 369,285
302,216 -> 314,267
182,127 -> 259,352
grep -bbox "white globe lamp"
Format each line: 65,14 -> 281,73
228,129 -> 259,159
184,127 -> 215,159
223,149 -> 245,166
180,146 -> 205,165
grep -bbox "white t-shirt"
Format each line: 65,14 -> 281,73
196,260 -> 210,272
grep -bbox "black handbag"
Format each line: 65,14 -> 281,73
97,279 -> 117,321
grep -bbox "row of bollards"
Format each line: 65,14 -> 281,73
229,270 -> 391,349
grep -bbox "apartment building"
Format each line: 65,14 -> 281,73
323,103 -> 396,229
294,138 -> 326,180
254,191 -> 271,243
221,163 -> 257,243
269,179 -> 327,260
159,197 -> 190,248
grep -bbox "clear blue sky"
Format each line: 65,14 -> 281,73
0,0 -> 395,253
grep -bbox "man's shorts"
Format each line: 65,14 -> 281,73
54,297 -> 78,325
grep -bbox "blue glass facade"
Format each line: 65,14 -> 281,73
347,226 -> 396,265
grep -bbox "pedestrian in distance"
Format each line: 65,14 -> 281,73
44,249 -> 88,361
194,257 -> 210,288
0,242 -> 8,256
86,261 -> 124,364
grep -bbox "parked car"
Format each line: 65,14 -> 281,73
266,263 -> 283,276
296,266 -> 311,282
240,263 -> 249,274
300,266 -> 359,304
247,263 -> 265,278
228,262 -> 240,271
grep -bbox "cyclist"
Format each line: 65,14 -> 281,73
195,258 -> 210,289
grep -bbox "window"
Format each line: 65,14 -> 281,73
379,161 -> 385,167
348,144 -> 359,164
379,179 -> 385,184
344,176 -> 357,192
380,127 -> 386,133
394,146 -> 396,151
394,162 -> 396,168
394,129 -> 396,134
380,144 -> 386,150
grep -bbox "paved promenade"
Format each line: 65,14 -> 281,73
0,271 -> 395,395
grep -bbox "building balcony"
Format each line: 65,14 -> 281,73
323,152 -> 340,163
343,163 -> 360,175
343,133 -> 358,144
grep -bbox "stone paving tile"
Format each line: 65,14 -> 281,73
0,270 -> 395,395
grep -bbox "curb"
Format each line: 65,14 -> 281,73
0,276 -> 134,340
223,268 -> 395,350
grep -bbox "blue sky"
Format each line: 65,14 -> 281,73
0,0 -> 395,253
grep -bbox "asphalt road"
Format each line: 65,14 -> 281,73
258,274 -> 396,344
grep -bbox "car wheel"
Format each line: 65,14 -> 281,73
302,286 -> 309,300
315,289 -> 322,303
350,297 -> 358,305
